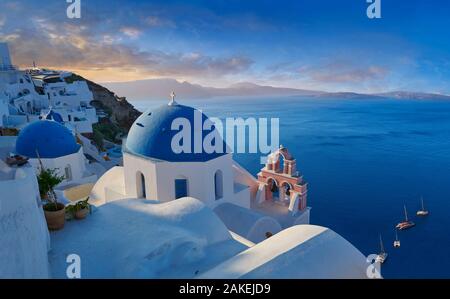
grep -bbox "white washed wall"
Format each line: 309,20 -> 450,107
0,165 -> 50,278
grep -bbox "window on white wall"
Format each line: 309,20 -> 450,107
64,165 -> 72,181
136,171 -> 146,198
175,178 -> 188,199
214,170 -> 223,200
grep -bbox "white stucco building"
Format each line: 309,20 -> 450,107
91,100 -> 251,208
0,136 -> 50,278
0,96 -> 8,127
0,42 -> 98,133
91,98 -> 314,243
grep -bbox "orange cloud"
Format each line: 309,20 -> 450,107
3,16 -> 252,83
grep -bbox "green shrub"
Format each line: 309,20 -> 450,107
37,168 -> 64,198
65,198 -> 90,216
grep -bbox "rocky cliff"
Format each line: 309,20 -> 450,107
65,74 -> 142,143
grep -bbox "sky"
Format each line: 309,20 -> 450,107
1,0 -> 450,93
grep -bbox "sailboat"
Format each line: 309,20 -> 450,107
416,197 -> 429,216
376,234 -> 388,263
393,230 -> 401,248
396,205 -> 415,230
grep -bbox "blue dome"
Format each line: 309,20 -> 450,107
16,120 -> 81,158
125,104 -> 228,162
44,109 -> 64,124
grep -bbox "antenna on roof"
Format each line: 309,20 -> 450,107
168,91 -> 178,106
35,149 -> 45,172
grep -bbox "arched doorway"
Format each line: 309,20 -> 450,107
136,171 -> 146,198
214,170 -> 223,200
266,177 -> 279,201
64,164 -> 73,181
280,182 -> 293,202
175,176 -> 188,199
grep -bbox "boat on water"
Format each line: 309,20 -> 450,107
376,234 -> 388,264
416,197 -> 429,216
396,205 -> 415,230
393,230 -> 401,248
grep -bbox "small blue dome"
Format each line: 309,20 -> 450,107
125,104 -> 228,162
16,120 -> 80,158
44,109 -> 64,124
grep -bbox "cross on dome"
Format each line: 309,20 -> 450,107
168,91 -> 178,106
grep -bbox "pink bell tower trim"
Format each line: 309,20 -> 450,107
257,145 -> 308,214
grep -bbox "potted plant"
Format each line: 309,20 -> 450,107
37,168 -> 65,230
66,198 -> 91,220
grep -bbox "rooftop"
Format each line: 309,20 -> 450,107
200,225 -> 369,279
47,197 -> 369,278
48,197 -> 247,278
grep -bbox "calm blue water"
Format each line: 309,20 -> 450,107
130,97 -> 450,278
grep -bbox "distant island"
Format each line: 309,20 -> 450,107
102,78 -> 450,101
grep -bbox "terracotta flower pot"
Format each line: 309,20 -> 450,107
75,208 -> 89,220
44,203 -> 65,230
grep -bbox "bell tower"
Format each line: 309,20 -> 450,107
257,145 -> 308,214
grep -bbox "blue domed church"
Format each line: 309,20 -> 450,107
122,97 -> 247,208
90,95 -> 310,243
15,120 -> 94,187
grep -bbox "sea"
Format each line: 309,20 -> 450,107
130,96 -> 450,278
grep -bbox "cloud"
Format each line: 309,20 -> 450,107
145,16 -> 176,28
3,0 -> 434,93
0,34 -> 20,42
0,1 -> 263,83
4,1 -> 21,10
4,16 -> 253,82
119,27 -> 142,39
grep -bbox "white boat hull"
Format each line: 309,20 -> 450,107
416,210 -> 429,216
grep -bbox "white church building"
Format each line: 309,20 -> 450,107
14,119 -> 97,188
122,102 -> 248,209
90,98 -> 311,244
